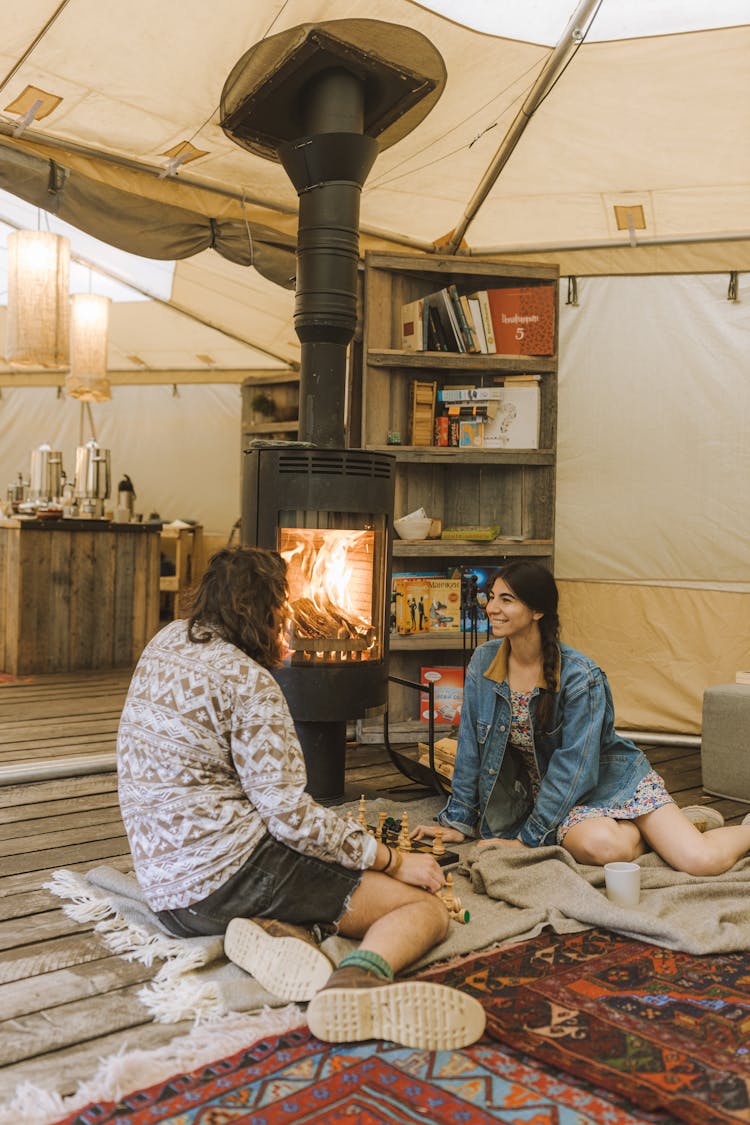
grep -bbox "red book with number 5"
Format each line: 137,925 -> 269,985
485,285 -> 555,355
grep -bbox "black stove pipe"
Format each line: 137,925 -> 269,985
278,67 -> 378,446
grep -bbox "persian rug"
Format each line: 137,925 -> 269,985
421,927 -> 750,1125
45,1024 -> 653,1125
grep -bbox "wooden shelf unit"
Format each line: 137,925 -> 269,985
241,371 -> 300,444
361,250 -> 559,725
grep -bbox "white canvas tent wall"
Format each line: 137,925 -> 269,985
0,0 -> 748,734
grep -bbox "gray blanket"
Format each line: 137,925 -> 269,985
465,839 -> 750,954
47,794 -> 750,1022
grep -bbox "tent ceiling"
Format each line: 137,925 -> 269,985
0,0 -> 748,374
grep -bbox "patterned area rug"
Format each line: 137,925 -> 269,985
50,1024 -> 651,1125
421,928 -> 750,1125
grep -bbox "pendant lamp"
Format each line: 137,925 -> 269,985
5,229 -> 70,368
65,293 -> 112,402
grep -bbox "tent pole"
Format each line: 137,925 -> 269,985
444,0 -> 603,255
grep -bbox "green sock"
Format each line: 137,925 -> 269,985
339,949 -> 394,980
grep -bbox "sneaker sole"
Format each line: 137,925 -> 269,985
224,918 -> 332,1002
681,806 -> 725,832
306,979 -> 486,1050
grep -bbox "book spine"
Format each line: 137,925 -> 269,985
447,285 -> 477,352
471,290 -> 496,352
467,296 -> 488,352
439,289 -> 466,352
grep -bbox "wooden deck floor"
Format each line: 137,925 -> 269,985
1,670 -> 748,1104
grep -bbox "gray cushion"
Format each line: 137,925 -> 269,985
701,684 -> 750,801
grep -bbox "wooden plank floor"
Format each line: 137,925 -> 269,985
1,671 -> 748,1104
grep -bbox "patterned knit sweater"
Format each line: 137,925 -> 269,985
117,619 -> 376,911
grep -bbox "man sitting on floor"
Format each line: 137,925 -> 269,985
116,546 -> 485,1050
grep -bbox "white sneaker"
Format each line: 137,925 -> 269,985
307,966 -> 486,1051
224,917 -> 333,1002
680,805 -> 725,832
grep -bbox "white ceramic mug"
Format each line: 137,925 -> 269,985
604,861 -> 641,907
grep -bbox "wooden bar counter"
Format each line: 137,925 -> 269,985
0,517 -> 161,675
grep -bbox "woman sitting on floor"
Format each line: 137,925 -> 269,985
413,560 -> 750,873
117,546 -> 485,1051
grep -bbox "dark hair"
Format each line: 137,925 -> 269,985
185,546 -> 288,668
488,560 -> 560,728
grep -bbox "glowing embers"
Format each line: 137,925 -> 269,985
279,527 -> 378,665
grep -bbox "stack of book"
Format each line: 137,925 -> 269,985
400,283 -> 555,357
418,735 -> 458,780
434,383 -> 540,449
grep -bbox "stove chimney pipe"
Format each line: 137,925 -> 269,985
221,19 -> 446,447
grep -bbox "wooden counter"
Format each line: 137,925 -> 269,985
0,517 -> 161,675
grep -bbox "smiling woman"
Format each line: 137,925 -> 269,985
412,560 -> 750,879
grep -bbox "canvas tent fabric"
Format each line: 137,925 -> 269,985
0,2 -> 748,731
0,1 -> 748,282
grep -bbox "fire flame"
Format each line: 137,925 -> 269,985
280,528 -> 375,654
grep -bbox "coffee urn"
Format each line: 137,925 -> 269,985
74,440 -> 111,518
29,443 -> 64,504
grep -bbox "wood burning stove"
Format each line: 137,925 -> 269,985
243,444 -> 394,800
226,20 -> 445,799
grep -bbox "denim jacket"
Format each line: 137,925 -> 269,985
438,639 -> 652,846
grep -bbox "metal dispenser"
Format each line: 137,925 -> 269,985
73,440 -> 111,518
29,443 -> 64,504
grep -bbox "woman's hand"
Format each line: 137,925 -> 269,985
392,851 -> 445,894
476,837 -> 526,848
411,824 -> 465,844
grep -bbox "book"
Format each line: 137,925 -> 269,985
400,297 -> 424,350
447,285 -> 478,352
393,575 -> 462,635
439,288 -> 466,351
438,387 -> 510,403
459,419 -> 483,447
485,285 -> 555,355
482,385 -> 540,449
420,668 -> 465,724
467,296 -> 489,352
441,525 -> 500,541
469,289 -> 496,352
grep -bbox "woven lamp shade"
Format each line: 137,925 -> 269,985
6,230 -> 71,369
65,293 -> 112,403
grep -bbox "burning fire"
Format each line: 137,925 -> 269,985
279,528 -> 377,661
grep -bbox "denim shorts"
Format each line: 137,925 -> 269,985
156,832 -> 362,938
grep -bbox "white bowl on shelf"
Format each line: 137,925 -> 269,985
394,515 -> 432,541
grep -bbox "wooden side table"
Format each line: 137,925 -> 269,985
159,524 -> 204,619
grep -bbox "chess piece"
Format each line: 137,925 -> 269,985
438,873 -> 470,924
398,810 -> 412,852
432,829 -> 446,857
357,794 -> 368,832
377,811 -> 387,840
439,872 -> 457,911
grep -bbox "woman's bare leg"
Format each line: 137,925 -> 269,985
561,816 -> 649,865
636,803 -> 750,875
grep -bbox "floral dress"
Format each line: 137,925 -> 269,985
509,689 -> 674,845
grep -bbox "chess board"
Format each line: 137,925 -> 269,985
369,815 -> 459,868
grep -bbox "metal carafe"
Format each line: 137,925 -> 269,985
29,444 -> 64,503
117,473 -> 136,519
74,440 -> 111,517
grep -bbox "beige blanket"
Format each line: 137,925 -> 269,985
46,794 -> 750,1023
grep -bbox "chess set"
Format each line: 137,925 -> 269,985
356,796 -> 470,924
